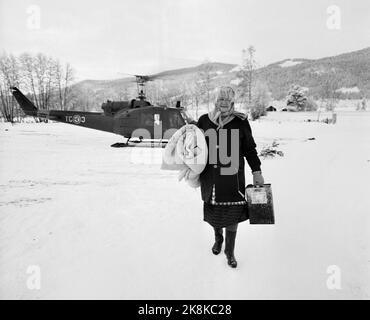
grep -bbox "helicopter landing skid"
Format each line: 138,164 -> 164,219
110,139 -> 168,148
110,142 -> 130,148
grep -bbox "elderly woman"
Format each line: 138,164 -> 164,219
196,86 -> 264,268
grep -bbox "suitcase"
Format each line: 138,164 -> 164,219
245,184 -> 275,224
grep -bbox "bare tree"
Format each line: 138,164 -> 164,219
19,53 -> 39,108
178,81 -> 192,110
55,62 -> 74,110
249,81 -> 270,120
69,85 -> 97,111
237,46 -> 256,112
20,53 -> 58,110
146,80 -> 161,105
34,53 -> 56,110
146,80 -> 183,108
0,52 -> 76,120
186,76 -> 203,119
197,60 -> 214,111
0,53 -> 22,122
321,73 -> 340,112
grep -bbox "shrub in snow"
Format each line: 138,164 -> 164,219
259,141 -> 284,158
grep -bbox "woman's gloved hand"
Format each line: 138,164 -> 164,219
252,171 -> 265,186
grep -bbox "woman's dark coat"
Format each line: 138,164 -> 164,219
196,114 -> 261,203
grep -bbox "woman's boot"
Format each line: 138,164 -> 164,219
212,227 -> 223,255
224,230 -> 237,268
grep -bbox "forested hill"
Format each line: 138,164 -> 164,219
258,46 -> 370,99
73,46 -> 370,109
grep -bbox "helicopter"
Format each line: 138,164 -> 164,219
11,74 -> 196,147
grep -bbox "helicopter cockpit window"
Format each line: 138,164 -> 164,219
141,110 -> 154,126
168,110 -> 185,128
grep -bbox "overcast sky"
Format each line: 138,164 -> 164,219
0,0 -> 369,80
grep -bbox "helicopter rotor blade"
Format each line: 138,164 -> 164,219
117,71 -> 174,83
144,72 -> 174,81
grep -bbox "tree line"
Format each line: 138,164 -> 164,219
1,47 -> 272,122
5,47 -> 342,123
0,52 -> 74,122
144,47 -> 270,120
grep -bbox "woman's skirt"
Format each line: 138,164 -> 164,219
203,202 -> 249,228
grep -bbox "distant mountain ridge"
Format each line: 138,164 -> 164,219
258,46 -> 370,99
73,46 -> 370,110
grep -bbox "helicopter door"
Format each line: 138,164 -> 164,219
139,108 -> 157,139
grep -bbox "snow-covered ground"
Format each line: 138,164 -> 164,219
279,60 -> 303,68
336,87 -> 361,94
0,111 -> 369,299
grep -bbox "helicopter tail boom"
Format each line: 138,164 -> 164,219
11,87 -> 115,133
46,110 -> 114,133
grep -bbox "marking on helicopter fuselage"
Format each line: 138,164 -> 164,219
65,115 -> 86,124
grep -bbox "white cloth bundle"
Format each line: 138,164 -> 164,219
161,124 -> 208,188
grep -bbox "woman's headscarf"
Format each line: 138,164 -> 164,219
208,86 -> 247,129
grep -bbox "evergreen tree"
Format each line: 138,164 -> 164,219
286,85 -> 308,111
